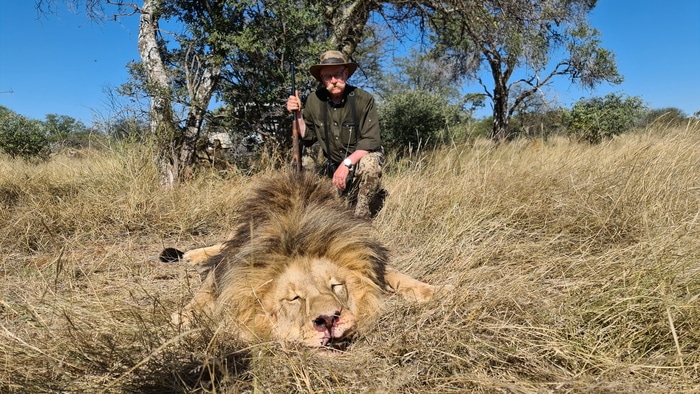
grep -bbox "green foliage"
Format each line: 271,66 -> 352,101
510,108 -> 569,139
566,93 -> 646,143
105,116 -> 150,142
379,89 -> 464,154
566,25 -> 624,88
213,0 -> 326,140
643,107 -> 688,128
376,50 -> 481,152
471,116 -> 494,139
43,114 -> 89,141
0,109 -> 50,160
43,114 -> 95,150
425,0 -> 621,140
377,49 -> 463,100
120,0 -> 327,149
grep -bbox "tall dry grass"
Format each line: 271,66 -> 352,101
1,124 -> 699,393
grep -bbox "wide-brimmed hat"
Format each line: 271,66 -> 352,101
309,50 -> 358,82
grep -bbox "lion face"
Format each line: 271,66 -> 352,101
261,257 -> 380,349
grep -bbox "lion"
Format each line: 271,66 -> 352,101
161,171 -> 435,349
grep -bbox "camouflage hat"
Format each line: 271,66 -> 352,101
309,50 -> 358,82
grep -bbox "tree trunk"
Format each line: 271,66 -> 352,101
324,0 -> 378,56
180,66 -> 220,179
138,0 -> 220,187
492,97 -> 508,141
138,0 -> 180,187
490,66 -> 509,142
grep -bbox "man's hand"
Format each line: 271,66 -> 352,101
286,90 -> 306,137
332,165 -> 351,190
287,90 -> 301,113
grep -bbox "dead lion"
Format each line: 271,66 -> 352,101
161,171 -> 435,349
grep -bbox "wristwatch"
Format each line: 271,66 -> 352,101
343,158 -> 353,168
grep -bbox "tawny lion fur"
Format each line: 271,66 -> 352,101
165,171 -> 434,348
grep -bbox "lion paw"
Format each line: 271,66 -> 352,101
397,283 -> 435,303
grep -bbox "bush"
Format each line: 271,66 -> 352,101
643,107 -> 687,128
44,114 -> 89,143
566,93 -> 646,143
0,113 -> 50,160
510,108 -> 569,139
379,90 -> 463,154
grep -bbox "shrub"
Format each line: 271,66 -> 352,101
643,107 -> 687,128
0,113 -> 50,160
379,90 -> 462,154
566,93 -> 646,143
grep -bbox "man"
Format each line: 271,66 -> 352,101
287,50 -> 385,219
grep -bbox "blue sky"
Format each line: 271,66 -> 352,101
1,1 -> 699,124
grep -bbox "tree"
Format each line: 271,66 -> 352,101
103,115 -> 150,141
566,93 -> 646,143
37,0 -> 624,176
376,49 -> 475,101
380,90 -> 452,153
39,0 -> 232,184
423,0 -> 622,141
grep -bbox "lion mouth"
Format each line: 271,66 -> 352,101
312,312 -> 354,350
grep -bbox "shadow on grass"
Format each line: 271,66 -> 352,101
125,344 -> 253,393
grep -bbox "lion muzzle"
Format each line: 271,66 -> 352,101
312,311 -> 354,349
313,312 -> 341,333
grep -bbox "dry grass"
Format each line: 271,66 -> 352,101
1,125 -> 699,393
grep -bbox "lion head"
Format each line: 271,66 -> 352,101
253,257 -> 385,348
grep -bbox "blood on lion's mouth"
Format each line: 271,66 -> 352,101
313,312 -> 353,350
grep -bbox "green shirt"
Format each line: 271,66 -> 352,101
302,85 -> 381,163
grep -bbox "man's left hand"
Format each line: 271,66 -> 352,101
332,165 -> 350,190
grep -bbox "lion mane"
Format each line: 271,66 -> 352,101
163,171 -> 433,349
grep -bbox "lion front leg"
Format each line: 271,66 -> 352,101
384,266 -> 435,303
182,243 -> 225,264
172,243 -> 226,281
160,243 -> 225,277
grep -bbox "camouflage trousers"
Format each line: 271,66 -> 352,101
345,151 -> 386,219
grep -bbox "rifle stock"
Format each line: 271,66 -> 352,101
290,63 -> 302,172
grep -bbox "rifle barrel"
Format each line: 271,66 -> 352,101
290,63 -> 301,172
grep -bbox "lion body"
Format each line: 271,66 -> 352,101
168,171 -> 434,348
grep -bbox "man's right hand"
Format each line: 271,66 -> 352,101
287,91 -> 301,113
287,90 -> 306,137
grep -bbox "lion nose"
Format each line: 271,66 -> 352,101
313,312 -> 340,331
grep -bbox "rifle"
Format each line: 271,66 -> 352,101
290,63 -> 302,172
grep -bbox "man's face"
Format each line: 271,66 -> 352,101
320,65 -> 348,96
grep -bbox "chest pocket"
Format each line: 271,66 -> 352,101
340,122 -> 357,147
339,91 -> 359,148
